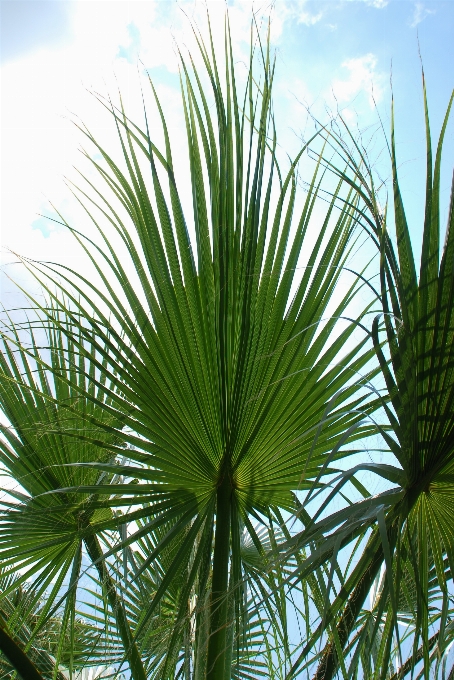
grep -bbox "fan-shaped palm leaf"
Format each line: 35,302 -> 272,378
0,567 -> 108,680
2,16 -> 382,679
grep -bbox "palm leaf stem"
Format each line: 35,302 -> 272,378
206,467 -> 233,680
312,522 -> 396,680
388,630 -> 439,680
83,533 -> 146,680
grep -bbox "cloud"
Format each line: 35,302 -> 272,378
269,1 -> 323,37
344,0 -> 388,7
409,2 -> 436,28
331,53 -> 383,108
298,10 -> 323,26
1,0 -> 329,299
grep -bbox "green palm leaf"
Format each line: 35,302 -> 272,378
2,16 -> 381,679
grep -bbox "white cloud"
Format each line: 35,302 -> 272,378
345,0 -> 388,7
410,2 -> 436,28
267,1 -> 323,38
298,10 -> 323,26
0,0 -> 339,304
283,76 -> 316,117
331,53 -> 383,108
2,0 -> 319,318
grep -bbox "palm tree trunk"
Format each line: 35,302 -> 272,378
206,471 -> 232,680
314,520 -> 400,680
83,534 -> 147,680
388,631 -> 438,680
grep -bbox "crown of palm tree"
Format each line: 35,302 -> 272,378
0,17 -> 382,680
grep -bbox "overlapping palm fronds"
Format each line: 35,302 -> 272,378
4,11 -> 451,680
0,568 -> 113,680
82,520 -> 300,679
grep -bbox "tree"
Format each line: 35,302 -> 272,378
0,13 -> 453,680
284,74 -> 454,680
0,318 -> 144,678
0,17 -> 379,679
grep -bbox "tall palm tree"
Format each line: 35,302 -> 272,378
1,17 -> 381,679
0,320 -> 295,678
282,73 -> 454,680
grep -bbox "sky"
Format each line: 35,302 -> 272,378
0,0 -> 453,307
0,1 -> 450,410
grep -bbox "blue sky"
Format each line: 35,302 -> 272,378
0,0 -> 453,292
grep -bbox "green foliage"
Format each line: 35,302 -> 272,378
0,14 -> 453,680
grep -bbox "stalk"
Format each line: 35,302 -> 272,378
388,631 -> 438,680
194,589 -> 210,680
223,587 -> 235,679
206,471 -> 232,680
313,545 -> 384,680
83,534 -> 147,680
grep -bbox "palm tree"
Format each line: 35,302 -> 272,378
283,74 -> 454,680
0,318 -> 146,679
0,17 -> 380,680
